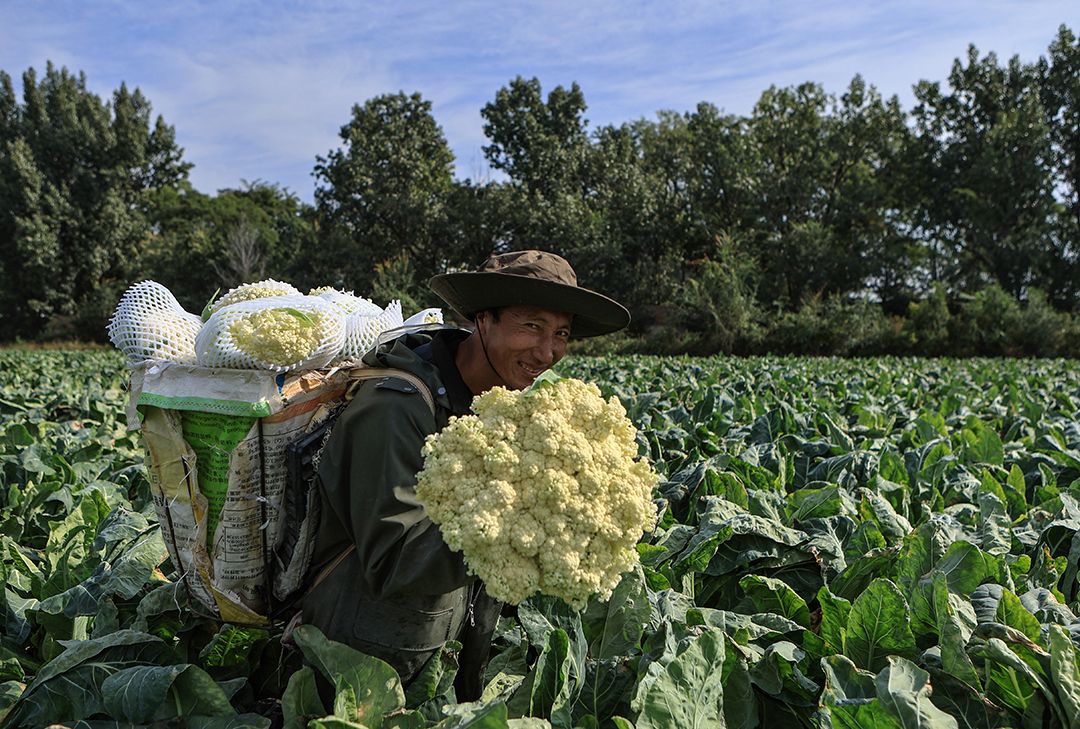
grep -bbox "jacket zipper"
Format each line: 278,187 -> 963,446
467,581 -> 480,627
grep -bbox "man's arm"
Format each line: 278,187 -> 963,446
316,380 -> 470,599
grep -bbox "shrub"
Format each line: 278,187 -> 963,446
905,284 -> 951,356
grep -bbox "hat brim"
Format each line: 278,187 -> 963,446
428,272 -> 630,338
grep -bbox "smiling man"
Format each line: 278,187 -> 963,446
301,250 -> 629,702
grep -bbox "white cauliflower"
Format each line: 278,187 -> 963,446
196,295 -> 346,371
415,376 -> 658,610
208,279 -> 300,315
310,287 -> 384,317
228,308 -> 325,366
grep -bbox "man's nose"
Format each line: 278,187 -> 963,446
535,336 -> 558,365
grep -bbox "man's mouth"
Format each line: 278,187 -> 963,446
519,362 -> 544,378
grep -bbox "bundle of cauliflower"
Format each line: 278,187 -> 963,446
415,375 -> 659,610
107,279 -> 442,372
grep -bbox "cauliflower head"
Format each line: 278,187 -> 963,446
415,377 -> 658,610
228,307 -> 325,366
310,287 -> 384,317
209,279 -> 300,314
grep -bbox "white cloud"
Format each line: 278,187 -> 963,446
2,0 -> 1077,199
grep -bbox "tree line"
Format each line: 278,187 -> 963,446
1,26 -> 1078,356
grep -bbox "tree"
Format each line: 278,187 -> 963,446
482,76 -> 589,196
313,92 -> 455,292
908,47 -> 1058,299
1037,24 -> 1080,308
139,181 -> 315,312
480,77 -> 595,259
0,63 -> 190,339
745,78 -> 908,307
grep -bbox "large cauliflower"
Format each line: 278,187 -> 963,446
228,307 -> 326,365
195,295 -> 346,371
415,375 -> 658,610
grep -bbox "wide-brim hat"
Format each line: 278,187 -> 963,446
428,250 -> 630,338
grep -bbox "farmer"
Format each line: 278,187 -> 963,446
301,250 -> 630,700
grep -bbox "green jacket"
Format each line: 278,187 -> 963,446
302,329 -> 500,698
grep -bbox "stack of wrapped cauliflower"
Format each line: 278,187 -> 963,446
107,279 -> 441,371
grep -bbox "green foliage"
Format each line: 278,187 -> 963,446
140,181 -> 315,312
0,64 -> 189,340
313,91 -> 456,292
673,238 -> 760,354
4,27 -> 1080,352
370,254 -> 427,315
4,349 -> 1080,726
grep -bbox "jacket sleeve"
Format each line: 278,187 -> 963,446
316,380 -> 471,599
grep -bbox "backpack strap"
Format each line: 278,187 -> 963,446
289,367 -> 437,617
345,367 -> 436,416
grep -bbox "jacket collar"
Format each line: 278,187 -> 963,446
361,328 -> 472,416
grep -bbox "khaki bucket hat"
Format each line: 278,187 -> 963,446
428,250 -> 630,338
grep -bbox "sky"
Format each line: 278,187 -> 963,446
2,1 -> 1077,202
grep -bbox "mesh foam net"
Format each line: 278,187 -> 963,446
195,295 -> 347,372
338,300 -> 404,362
209,279 -> 301,315
107,281 -> 203,364
314,289 -> 384,317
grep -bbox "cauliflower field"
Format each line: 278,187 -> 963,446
0,349 -> 1079,728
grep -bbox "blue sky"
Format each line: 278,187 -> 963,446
2,1 -> 1077,202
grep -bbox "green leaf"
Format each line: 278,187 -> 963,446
873,657 -> 959,728
282,665 -> 326,729
845,579 -> 916,673
636,628 -> 726,729
405,640 -> 461,721
977,636 -> 1061,722
1048,625 -> 1080,729
574,657 -> 637,724
188,715 -> 272,728
202,288 -> 221,321
101,663 -> 236,722
524,369 -> 564,396
6,630 -> 175,727
281,307 -> 316,327
438,700 -> 511,727
994,589 -> 1043,644
817,586 -> 852,655
719,636 -> 757,729
934,541 -> 1008,595
292,624 -> 405,728
1005,464 -> 1029,516
199,624 -> 271,670
820,654 -> 900,729
581,567 -> 650,660
962,420 -> 1004,466
528,628 -> 575,727
739,574 -> 811,628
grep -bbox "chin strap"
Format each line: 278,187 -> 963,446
475,317 -> 509,387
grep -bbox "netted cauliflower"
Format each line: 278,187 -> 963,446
195,295 -> 346,371
310,287 -> 384,317
107,280 -> 202,364
229,308 -> 326,365
338,300 -> 404,362
415,375 -> 658,610
208,279 -> 300,315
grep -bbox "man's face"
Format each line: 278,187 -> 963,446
477,305 -> 572,390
